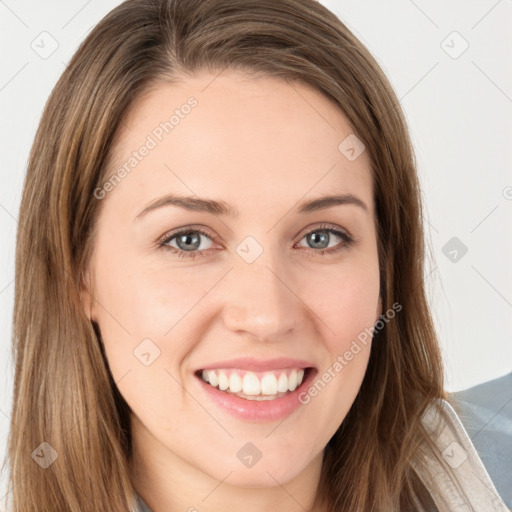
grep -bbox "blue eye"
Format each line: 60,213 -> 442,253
158,223 -> 354,260
161,229 -> 213,258
296,227 -> 353,255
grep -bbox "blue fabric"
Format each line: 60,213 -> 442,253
448,372 -> 512,509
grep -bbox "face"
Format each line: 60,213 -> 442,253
82,71 -> 382,490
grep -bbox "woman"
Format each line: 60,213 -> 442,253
4,0 -> 508,511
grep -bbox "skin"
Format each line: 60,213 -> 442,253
81,70 -> 382,512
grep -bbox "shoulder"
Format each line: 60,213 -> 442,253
413,384 -> 510,512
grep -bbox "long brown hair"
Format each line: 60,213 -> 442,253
4,0 -> 445,510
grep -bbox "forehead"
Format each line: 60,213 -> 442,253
103,71 -> 374,220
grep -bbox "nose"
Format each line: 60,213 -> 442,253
220,251 -> 307,342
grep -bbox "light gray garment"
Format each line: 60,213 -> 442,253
449,372 -> 512,509
134,493 -> 152,512
412,398 -> 509,511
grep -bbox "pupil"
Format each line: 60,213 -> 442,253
178,232 -> 200,251
309,230 -> 328,249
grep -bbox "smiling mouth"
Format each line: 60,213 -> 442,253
194,367 -> 313,400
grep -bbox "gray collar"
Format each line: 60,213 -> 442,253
135,494 -> 152,512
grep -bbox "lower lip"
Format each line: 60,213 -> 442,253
194,368 -> 317,422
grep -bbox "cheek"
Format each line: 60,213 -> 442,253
93,270 -> 196,429
92,258 -> 212,408
301,259 -> 380,352
296,265 -> 378,435
94,255 -> 208,344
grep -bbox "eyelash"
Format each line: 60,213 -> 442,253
157,223 -> 354,260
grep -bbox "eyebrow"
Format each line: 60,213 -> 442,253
134,192 -> 368,221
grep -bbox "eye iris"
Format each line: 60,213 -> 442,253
308,230 -> 329,249
176,231 -> 201,251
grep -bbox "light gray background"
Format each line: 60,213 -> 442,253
1,0 -> 511,506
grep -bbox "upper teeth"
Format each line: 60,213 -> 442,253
201,368 -> 306,395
